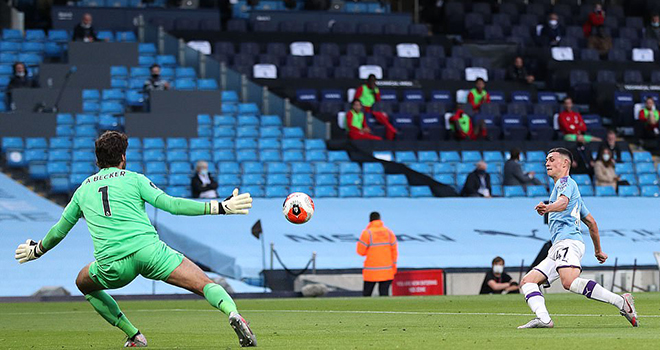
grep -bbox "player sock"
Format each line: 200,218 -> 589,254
203,283 -> 238,316
85,291 -> 139,338
521,283 -> 552,323
569,278 -> 624,309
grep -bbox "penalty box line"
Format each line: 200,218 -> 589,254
2,309 -> 659,318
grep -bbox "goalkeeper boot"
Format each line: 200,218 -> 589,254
229,312 -> 257,347
517,318 -> 554,329
124,331 -> 148,347
620,293 -> 639,327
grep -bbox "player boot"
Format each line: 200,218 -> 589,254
229,312 -> 257,347
517,318 -> 554,329
619,293 -> 639,327
124,331 -> 147,347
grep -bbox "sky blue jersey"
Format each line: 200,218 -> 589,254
548,176 -> 590,243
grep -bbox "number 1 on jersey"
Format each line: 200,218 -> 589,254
98,186 -> 112,217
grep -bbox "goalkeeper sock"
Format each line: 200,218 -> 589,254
521,283 -> 552,323
85,291 -> 139,338
203,283 -> 238,316
569,278 -> 624,309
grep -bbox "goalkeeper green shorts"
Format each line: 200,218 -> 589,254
564,134 -> 593,143
88,240 -> 184,290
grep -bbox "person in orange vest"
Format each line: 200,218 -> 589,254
346,100 -> 382,140
467,78 -> 490,112
354,74 -> 397,140
638,97 -> 660,137
356,212 -> 398,297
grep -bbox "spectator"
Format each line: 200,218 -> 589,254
597,130 -> 623,163
645,13 -> 660,44
143,64 -> 170,91
594,148 -> 620,191
503,148 -> 544,188
354,74 -> 397,140
570,139 -> 595,177
467,78 -> 490,112
638,97 -> 660,137
357,212 -> 398,297
191,161 -> 218,199
450,106 -> 488,141
558,97 -> 601,143
73,13 -> 99,42
479,256 -> 519,294
584,4 -> 612,56
8,62 -> 38,90
539,13 -> 563,47
461,161 -> 491,197
345,100 -> 383,140
505,56 -> 535,84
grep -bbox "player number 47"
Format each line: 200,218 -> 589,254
98,186 -> 112,217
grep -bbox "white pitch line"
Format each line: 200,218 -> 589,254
1,308 -> 659,318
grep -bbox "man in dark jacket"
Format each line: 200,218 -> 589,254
538,13 -> 563,47
503,148 -> 544,188
461,161 -> 491,197
191,161 -> 219,198
505,56 -> 535,84
73,13 -> 98,42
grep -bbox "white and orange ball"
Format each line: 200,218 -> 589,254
282,192 -> 314,224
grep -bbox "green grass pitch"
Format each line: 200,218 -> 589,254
1,293 -> 658,349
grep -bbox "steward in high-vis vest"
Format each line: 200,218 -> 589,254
356,212 -> 398,297
449,107 -> 488,141
638,97 -> 660,136
353,74 -> 397,140
346,100 -> 382,140
467,77 -> 490,112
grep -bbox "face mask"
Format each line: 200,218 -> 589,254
81,23 -> 91,29
476,169 -> 486,175
549,20 -> 558,27
493,265 -> 504,274
15,71 -> 25,77
602,154 -> 611,162
200,169 -> 208,175
151,74 -> 160,79
653,22 -> 660,27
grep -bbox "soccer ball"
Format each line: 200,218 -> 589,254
282,192 -> 314,224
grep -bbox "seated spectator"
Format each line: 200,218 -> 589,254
191,161 -> 218,198
558,97 -> 601,143
144,64 -> 170,91
467,78 -> 490,112
73,13 -> 99,42
638,97 -> 660,137
461,161 -> 491,197
584,4 -> 611,56
8,62 -> 38,90
450,107 -> 487,141
479,256 -> 519,294
570,139 -> 595,177
503,148 -> 544,188
346,100 -> 384,140
354,74 -> 397,140
646,13 -> 660,45
597,130 -> 623,162
538,13 -> 563,47
505,56 -> 535,84
594,147 -> 619,190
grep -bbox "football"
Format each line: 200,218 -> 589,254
282,192 -> 315,224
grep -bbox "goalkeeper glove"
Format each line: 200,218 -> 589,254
15,239 -> 45,264
209,188 -> 252,215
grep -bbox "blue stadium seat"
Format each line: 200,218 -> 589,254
48,150 -> 71,161
461,151 -> 482,163
316,174 -> 337,186
261,115 -> 282,127
410,186 -> 432,197
221,91 -> 239,103
386,174 -> 408,185
387,185 -> 409,197
440,151 -> 461,163
328,151 -> 350,162
138,43 -> 156,56
339,174 -> 361,186
265,186 -> 288,198
242,174 -> 265,186
283,150 -> 304,162
304,139 -> 325,151
260,127 -> 282,139
237,126 -> 259,138
315,162 -> 338,174
236,139 -> 257,150
82,89 -> 100,101
25,137 -> 47,149
504,186 -> 525,197
339,162 -> 361,175
47,30 -> 69,42
641,185 -> 660,197
363,174 -> 385,186
145,161 -> 167,174
363,186 -> 385,197
291,174 -> 314,186
47,162 -> 70,175
143,138 -> 164,150
49,137 -> 72,149
174,78 -> 196,90
483,151 -> 503,163
638,174 -> 658,186
72,150 -> 95,162
339,185 -> 361,198
197,114 -> 212,126
259,150 -> 281,162
213,127 -> 236,138
524,163 -> 546,174
636,163 -> 655,174
71,162 -> 95,175
633,152 -> 652,163
49,176 -> 70,194
25,149 -> 47,163
126,162 -> 143,173
165,186 -> 188,198
283,127 -> 304,138
409,163 -> 431,175
306,150 -> 327,162
266,162 -> 289,174
126,150 -> 142,162
2,29 -> 23,41
615,163 -> 634,174
214,115 -> 236,126
75,114 -> 96,126
213,138 -> 234,150
433,163 -> 455,174
168,174 -> 190,186
236,150 -> 258,162
216,174 -> 237,186
363,163 -> 384,174
526,185 -> 548,197
620,152 -> 632,163
190,138 -> 211,150
218,162 -> 240,175
315,186 -> 337,198
156,55 -> 176,67
595,186 -> 616,197
572,174 -> 592,186
166,150 -> 188,162
455,163 -> 474,174
418,151 -> 439,163
394,151 -> 417,163
197,79 -> 218,90
166,137 -> 188,150
238,103 -> 259,115
580,185 -> 594,197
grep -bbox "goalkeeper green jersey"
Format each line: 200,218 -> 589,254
42,167 -> 210,264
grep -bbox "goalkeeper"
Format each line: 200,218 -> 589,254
14,131 -> 257,348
